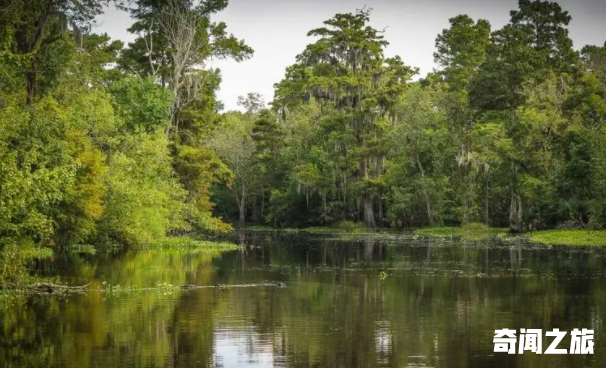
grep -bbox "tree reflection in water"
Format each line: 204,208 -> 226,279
0,233 -> 604,367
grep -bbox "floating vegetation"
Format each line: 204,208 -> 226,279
99,281 -> 286,298
415,223 -> 508,240
273,227 -> 350,234
529,230 -> 606,247
137,236 -> 240,251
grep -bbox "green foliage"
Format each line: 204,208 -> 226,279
0,99 -> 76,245
2,0 -> 111,103
109,76 -> 172,132
119,0 -> 252,133
0,240 -> 53,287
0,0 -> 243,251
434,14 -> 491,89
52,128 -> 106,245
100,131 -> 187,245
173,145 -> 233,232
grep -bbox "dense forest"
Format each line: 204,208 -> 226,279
1,0 -> 606,257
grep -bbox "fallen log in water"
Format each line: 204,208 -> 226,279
179,282 -> 287,290
27,283 -> 91,294
20,281 -> 286,295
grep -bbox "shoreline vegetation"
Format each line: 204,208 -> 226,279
247,223 -> 606,246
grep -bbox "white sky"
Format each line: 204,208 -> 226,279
95,0 -> 606,111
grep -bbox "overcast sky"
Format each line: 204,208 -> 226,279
95,0 -> 606,111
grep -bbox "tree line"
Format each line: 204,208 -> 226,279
1,0 -> 606,253
212,1 -> 606,232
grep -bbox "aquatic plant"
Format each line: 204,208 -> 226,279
529,230 -> 606,247
137,236 -> 240,251
415,223 -> 508,240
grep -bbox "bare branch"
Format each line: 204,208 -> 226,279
157,0 -> 211,135
142,19 -> 158,77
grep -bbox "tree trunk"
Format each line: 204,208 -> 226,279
359,157 -> 376,228
362,196 -> 377,228
26,69 -> 37,104
484,176 -> 490,225
260,188 -> 265,223
517,192 -> 523,233
416,156 -> 434,225
508,163 -> 522,233
239,181 -> 246,228
16,11 -> 51,105
376,158 -> 384,227
509,189 -> 516,232
377,197 -> 383,227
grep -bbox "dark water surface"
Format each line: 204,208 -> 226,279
1,232 -> 606,367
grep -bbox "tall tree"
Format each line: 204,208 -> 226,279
293,9 -> 415,227
469,0 -> 578,232
209,110 -> 257,228
433,15 -> 491,223
1,0 -> 111,103
119,0 -> 253,135
434,15 -> 491,90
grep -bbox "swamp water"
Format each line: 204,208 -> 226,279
1,232 -> 606,367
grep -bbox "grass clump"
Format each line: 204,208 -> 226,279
416,223 -> 507,240
138,236 -> 240,251
529,229 -> 606,247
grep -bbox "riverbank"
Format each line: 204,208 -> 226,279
247,223 -> 606,246
416,226 -> 606,246
414,223 -> 508,240
247,222 -> 507,240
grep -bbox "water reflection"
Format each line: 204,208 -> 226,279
0,233 -> 605,367
214,329 -> 274,367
